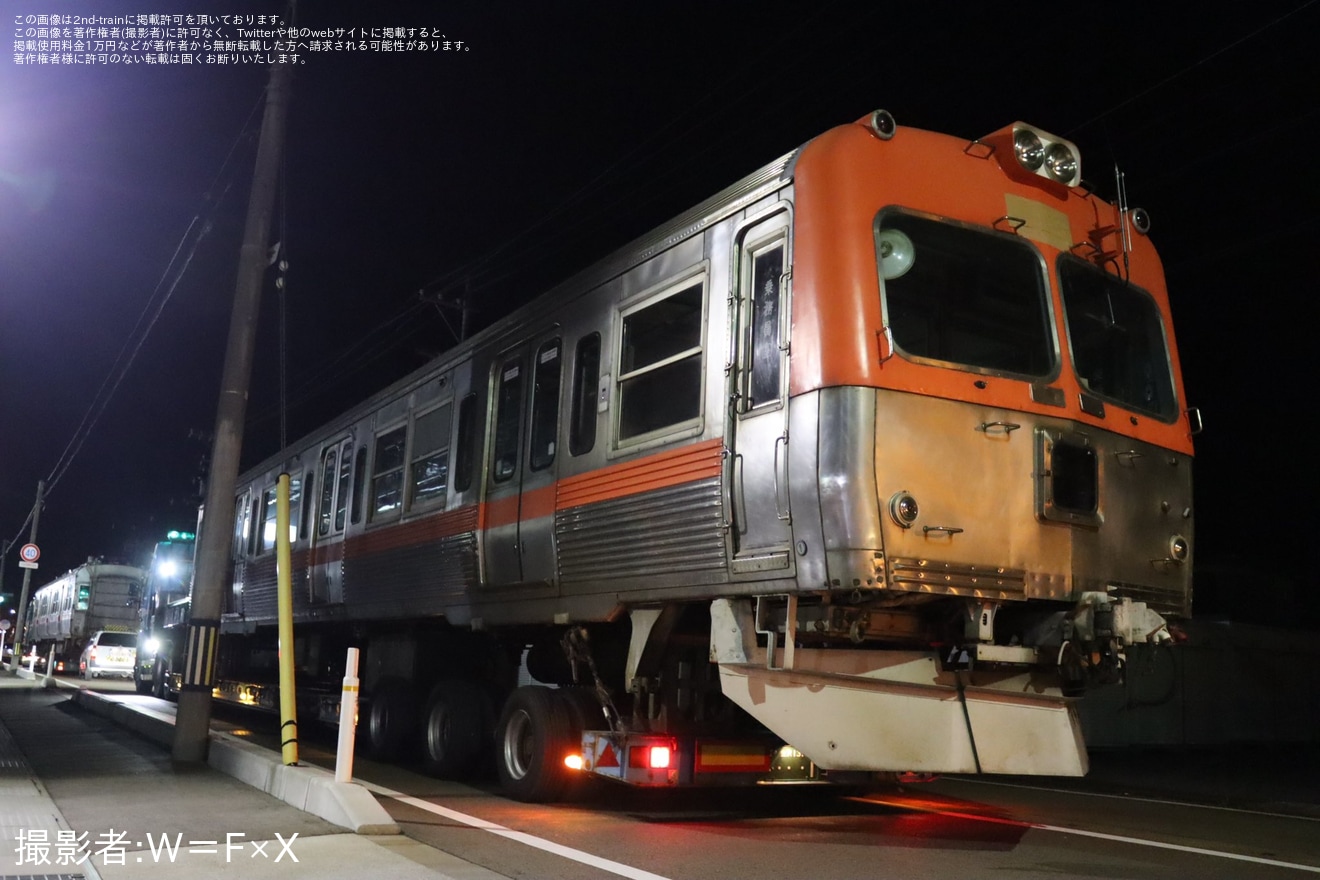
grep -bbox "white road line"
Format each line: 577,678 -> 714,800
855,796 -> 1320,874
361,782 -> 678,880
949,775 -> 1320,822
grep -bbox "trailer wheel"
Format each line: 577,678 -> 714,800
151,657 -> 170,700
421,679 -> 490,778
364,679 -> 417,761
495,686 -> 574,802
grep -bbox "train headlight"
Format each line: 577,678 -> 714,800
1044,143 -> 1078,184
1169,535 -> 1189,562
1014,129 -> 1045,171
987,122 -> 1082,190
889,491 -> 920,528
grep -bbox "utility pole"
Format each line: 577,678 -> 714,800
11,479 -> 45,668
173,59 -> 292,762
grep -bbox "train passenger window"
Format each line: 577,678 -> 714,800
747,240 -> 784,408
876,212 -> 1053,379
529,340 -> 561,471
317,450 -> 337,537
336,445 -> 354,530
351,446 -> 367,524
492,360 -> 523,482
299,470 -> 314,539
453,394 -> 478,493
1058,257 -> 1176,420
371,426 -> 408,518
260,486 -> 279,553
617,280 -> 705,442
235,492 -> 252,555
569,333 -> 601,456
410,403 -> 452,507
287,475 -> 302,543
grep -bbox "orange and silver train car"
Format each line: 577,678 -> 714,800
175,110 -> 1196,800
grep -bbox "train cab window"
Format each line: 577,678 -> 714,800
876,211 -> 1054,379
1058,257 -> 1176,420
569,333 -> 601,456
76,585 -> 90,611
529,340 -> 561,471
617,279 -> 706,442
454,393 -> 478,493
371,426 -> 408,518
492,360 -> 524,482
410,403 -> 452,507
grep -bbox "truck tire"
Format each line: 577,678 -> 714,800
495,686 -> 574,802
151,657 -> 170,700
421,679 -> 490,779
363,679 -> 417,761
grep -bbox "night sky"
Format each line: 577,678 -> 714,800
2,1 -> 1317,625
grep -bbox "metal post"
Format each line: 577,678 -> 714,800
335,647 -> 360,782
12,480 -> 45,668
276,473 -> 298,766
173,59 -> 292,763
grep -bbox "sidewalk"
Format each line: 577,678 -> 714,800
0,673 -> 487,879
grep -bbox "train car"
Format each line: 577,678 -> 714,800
199,110 -> 1195,800
23,561 -> 146,674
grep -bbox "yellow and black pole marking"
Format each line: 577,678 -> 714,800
181,620 -> 219,691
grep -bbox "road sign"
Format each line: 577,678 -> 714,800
17,543 -> 39,570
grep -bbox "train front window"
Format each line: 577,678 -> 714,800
1058,257 -> 1176,420
876,211 -> 1054,378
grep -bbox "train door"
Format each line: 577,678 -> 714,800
482,336 -> 562,585
729,211 -> 794,573
309,436 -> 352,604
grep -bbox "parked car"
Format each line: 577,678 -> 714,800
79,631 -> 137,680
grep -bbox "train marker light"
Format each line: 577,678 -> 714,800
868,109 -> 897,140
1169,535 -> 1189,562
889,491 -> 920,528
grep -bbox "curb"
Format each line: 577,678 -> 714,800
70,689 -> 399,836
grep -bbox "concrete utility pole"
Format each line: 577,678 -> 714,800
11,479 -> 45,667
173,59 -> 292,762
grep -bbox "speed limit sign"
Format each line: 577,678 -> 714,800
18,543 -> 39,569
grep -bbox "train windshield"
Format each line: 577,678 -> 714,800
876,212 -> 1055,379
1058,257 -> 1177,420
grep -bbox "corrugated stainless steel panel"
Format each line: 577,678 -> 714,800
557,478 -> 727,583
343,532 -> 478,615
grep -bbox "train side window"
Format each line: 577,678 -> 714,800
247,496 -> 260,557
410,403 -> 452,507
569,333 -> 601,456
317,450 -> 337,537
371,426 -> 408,519
299,470 -> 314,540
529,340 -> 561,471
260,485 -> 279,553
618,279 -> 705,443
351,446 -> 367,524
747,239 -> 785,409
453,393 -> 478,493
335,443 -> 353,531
235,491 -> 253,555
492,360 -> 523,482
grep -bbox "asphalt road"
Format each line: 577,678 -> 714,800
68,677 -> 1320,880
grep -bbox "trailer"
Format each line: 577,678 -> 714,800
24,561 -> 146,674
